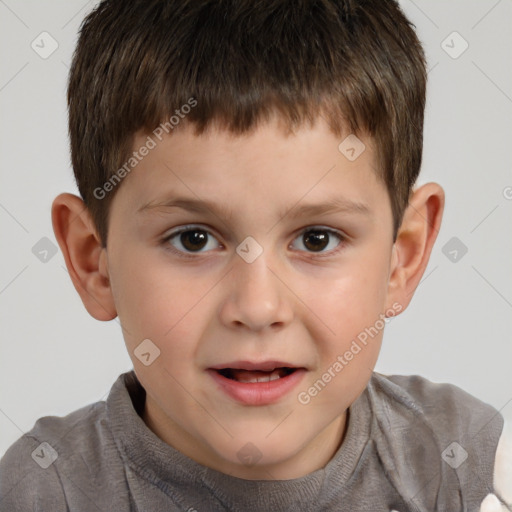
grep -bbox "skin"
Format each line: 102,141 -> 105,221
52,116 -> 444,480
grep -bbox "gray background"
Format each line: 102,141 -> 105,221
1,0 -> 511,458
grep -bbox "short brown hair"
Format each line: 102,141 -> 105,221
68,0 -> 427,245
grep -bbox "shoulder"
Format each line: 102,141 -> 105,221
366,373 -> 510,510
0,399 -> 108,511
373,373 -> 503,439
380,372 -> 488,409
0,433 -> 67,511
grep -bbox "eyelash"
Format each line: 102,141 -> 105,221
161,224 -> 347,260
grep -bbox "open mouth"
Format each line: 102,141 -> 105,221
208,363 -> 306,405
216,367 -> 297,383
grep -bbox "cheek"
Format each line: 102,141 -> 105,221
303,257 -> 389,337
298,272 -> 387,410
109,248 -> 217,369
295,253 -> 391,396
108,248 -> 186,343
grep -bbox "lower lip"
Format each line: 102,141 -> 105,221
207,369 -> 306,406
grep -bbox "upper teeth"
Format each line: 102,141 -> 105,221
237,370 -> 282,383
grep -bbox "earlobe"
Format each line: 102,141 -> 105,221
51,193 -> 117,321
386,183 -> 445,311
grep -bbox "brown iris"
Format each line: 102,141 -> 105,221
303,230 -> 329,252
180,230 -> 208,251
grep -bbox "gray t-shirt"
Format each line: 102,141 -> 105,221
0,370 -> 508,511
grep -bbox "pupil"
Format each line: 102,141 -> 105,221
304,230 -> 328,252
181,230 -> 207,251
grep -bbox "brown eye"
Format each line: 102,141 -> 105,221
291,228 -> 343,254
303,230 -> 329,252
166,226 -> 220,254
180,230 -> 208,251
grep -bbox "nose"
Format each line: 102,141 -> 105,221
219,251 -> 294,332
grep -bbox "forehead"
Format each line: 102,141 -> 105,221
119,117 -> 385,217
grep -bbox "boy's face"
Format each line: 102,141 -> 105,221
99,117 -> 401,479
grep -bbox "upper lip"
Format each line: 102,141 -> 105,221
209,360 -> 304,371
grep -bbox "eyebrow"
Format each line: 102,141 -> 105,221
138,195 -> 372,220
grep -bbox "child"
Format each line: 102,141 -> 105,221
1,0 -> 511,510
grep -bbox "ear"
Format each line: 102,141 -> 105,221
51,193 -> 117,321
385,182 -> 445,312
